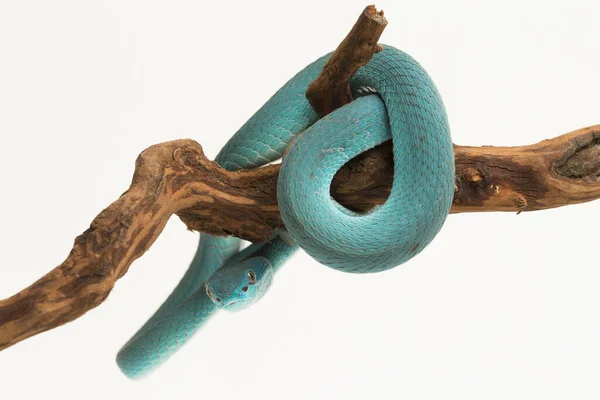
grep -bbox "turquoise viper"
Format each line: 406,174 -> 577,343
116,45 -> 454,378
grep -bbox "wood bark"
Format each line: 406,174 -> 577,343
0,5 -> 598,353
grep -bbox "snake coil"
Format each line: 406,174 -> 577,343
116,45 -> 454,379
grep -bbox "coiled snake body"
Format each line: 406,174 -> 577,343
116,45 -> 454,378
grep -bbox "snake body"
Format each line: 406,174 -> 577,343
116,45 -> 454,378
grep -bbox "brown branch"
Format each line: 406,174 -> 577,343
331,125 -> 600,214
306,5 -> 387,117
0,141 -> 284,351
1,4 -> 599,354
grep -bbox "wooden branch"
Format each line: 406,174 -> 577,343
306,5 -> 387,117
1,129 -> 597,353
1,4 -> 599,355
0,141 -> 284,351
331,125 -> 600,214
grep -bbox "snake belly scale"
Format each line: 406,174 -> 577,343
116,45 -> 454,378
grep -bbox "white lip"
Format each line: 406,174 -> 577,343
206,286 -> 245,309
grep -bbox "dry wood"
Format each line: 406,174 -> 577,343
331,125 -> 600,214
1,5 -> 598,353
306,5 -> 387,117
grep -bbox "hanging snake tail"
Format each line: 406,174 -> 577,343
116,52 -> 339,378
116,281 -> 218,379
115,235 -> 239,378
116,234 -> 297,379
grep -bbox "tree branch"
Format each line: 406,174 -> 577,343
306,5 -> 387,117
1,5 -> 598,354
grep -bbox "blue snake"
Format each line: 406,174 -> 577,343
116,45 -> 454,378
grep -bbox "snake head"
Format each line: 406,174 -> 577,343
205,257 -> 274,312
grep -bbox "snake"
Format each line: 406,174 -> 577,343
116,45 -> 455,379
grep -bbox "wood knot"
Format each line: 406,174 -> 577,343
513,194 -> 528,214
172,144 -> 207,168
554,134 -> 600,180
463,168 -> 483,183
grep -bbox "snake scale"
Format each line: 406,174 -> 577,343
116,45 -> 455,378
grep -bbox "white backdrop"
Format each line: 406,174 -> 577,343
1,1 -> 599,399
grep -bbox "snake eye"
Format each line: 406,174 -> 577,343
247,270 -> 256,284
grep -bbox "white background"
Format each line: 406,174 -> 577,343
0,1 -> 599,399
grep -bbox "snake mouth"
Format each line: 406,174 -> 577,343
222,300 -> 248,312
206,285 -> 241,309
